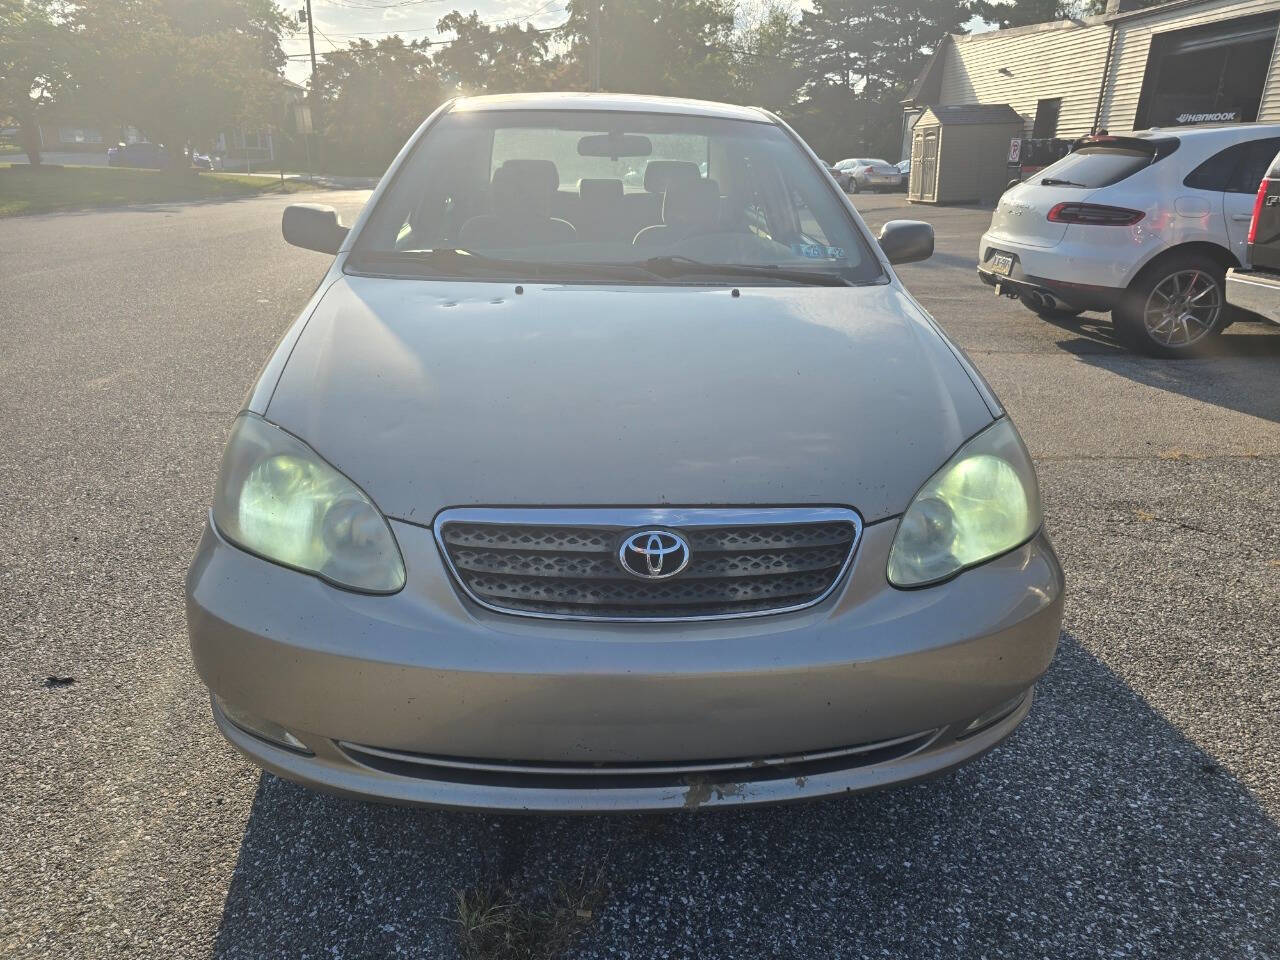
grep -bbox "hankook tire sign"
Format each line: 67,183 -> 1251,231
1174,110 -> 1241,124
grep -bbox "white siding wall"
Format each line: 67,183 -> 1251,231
1099,0 -> 1280,129
940,21 -> 1113,138
936,0 -> 1280,136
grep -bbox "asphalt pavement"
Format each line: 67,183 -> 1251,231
1,190 -> 1277,959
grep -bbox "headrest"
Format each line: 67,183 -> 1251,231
643,160 -> 701,193
662,177 -> 720,229
494,158 -> 559,193
579,178 -> 624,204
492,159 -> 558,219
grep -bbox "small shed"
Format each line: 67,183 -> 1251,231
908,104 -> 1023,205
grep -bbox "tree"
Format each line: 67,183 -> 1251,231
796,0 -> 970,95
787,82 -> 903,163
729,2 -> 804,113
789,0 -> 972,161
315,36 -> 444,174
560,0 -> 738,101
970,0 -> 1069,28
794,0 -> 881,93
431,11 -> 558,96
66,0 -> 286,170
0,0 -> 73,167
972,0 -> 1169,25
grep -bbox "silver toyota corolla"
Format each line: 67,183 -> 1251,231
187,93 -> 1063,812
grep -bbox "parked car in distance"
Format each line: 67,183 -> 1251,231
824,161 -> 852,191
107,141 -> 169,169
896,158 -> 911,192
977,123 -> 1280,356
191,151 -> 213,171
1225,147 -> 1280,326
835,158 -> 903,193
187,92 -> 1063,814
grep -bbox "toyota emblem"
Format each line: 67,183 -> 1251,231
617,529 -> 692,580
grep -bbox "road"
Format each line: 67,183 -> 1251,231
2,191 -> 1278,959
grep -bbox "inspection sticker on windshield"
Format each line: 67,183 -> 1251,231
791,243 -> 846,260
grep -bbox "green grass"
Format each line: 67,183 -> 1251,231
0,163 -> 314,217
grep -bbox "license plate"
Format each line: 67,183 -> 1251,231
988,253 -> 1014,276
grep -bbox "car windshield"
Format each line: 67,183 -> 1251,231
352,108 -> 881,285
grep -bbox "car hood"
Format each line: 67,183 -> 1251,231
265,275 -> 994,523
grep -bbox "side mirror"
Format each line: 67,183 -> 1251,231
282,203 -> 349,254
1006,178 -> 1022,191
877,219 -> 933,265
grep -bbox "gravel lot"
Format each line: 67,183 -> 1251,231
1,190 -> 1277,959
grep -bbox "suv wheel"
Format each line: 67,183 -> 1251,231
1113,252 -> 1228,357
847,179 -> 859,194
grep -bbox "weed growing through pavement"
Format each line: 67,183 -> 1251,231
451,865 -> 607,960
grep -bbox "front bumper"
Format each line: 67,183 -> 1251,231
187,516 -> 1064,812
1225,268 -> 1280,325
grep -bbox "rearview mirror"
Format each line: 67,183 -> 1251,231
578,132 -> 653,159
282,203 -> 348,254
877,220 -> 933,265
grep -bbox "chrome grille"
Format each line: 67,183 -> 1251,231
433,508 -> 862,621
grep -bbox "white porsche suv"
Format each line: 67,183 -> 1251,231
977,124 -> 1280,356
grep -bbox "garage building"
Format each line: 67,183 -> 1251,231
903,0 -> 1280,198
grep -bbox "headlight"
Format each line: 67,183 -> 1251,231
887,418 -> 1041,588
212,414 -> 405,593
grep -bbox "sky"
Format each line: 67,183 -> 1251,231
281,0 -> 991,86
281,0 -> 580,84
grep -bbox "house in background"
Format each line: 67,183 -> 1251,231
33,124 -> 143,152
215,78 -> 308,170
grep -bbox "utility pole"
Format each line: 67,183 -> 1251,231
304,0 -> 318,180
590,1 -> 601,91
304,0 -> 317,87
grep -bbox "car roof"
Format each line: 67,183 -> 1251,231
448,92 -> 773,124
1126,122 -> 1280,141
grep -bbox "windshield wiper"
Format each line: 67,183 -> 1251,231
1039,177 -> 1087,187
351,248 -> 662,282
641,255 -> 853,286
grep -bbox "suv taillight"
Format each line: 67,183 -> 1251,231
1248,177 -> 1270,246
1047,202 -> 1145,226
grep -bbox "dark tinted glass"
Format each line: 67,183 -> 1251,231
1036,147 -> 1155,188
1186,138 -> 1280,192
1226,137 -> 1280,193
1184,145 -> 1238,190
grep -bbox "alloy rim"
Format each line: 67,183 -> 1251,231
1143,269 -> 1221,348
